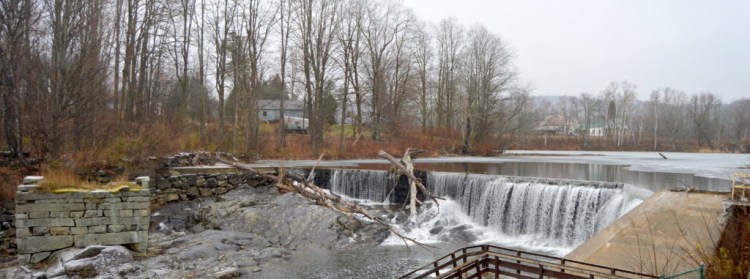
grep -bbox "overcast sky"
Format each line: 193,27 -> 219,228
402,0 -> 750,100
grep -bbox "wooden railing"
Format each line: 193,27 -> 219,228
399,245 -> 660,279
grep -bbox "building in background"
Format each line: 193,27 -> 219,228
257,100 -> 304,122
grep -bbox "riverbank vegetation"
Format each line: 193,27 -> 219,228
1,0 -> 749,211
2,0 -> 749,169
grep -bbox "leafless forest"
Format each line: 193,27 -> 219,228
1,0 -> 749,168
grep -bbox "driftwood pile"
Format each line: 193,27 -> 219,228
210,149 -> 442,249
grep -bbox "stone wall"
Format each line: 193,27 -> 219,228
151,173 -> 239,203
14,177 -> 150,264
150,173 -> 272,204
1,201 -> 16,259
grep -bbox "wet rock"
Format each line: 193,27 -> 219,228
216,268 -> 242,279
439,225 -> 478,243
199,188 -> 213,197
429,226 -> 444,234
45,245 -> 134,278
194,186 -> 388,249
187,187 -> 199,197
195,177 -> 206,187
166,230 -> 272,261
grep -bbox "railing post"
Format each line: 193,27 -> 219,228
699,263 -> 705,279
516,250 -> 522,274
560,258 -> 566,274
538,264 -> 544,279
495,255 -> 500,279
433,261 -> 439,277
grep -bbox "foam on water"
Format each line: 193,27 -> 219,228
329,169 -> 650,256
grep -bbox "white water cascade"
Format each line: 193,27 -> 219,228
426,172 -> 648,248
328,169 -> 396,204
328,169 -> 650,256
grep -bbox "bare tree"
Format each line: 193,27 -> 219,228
236,0 -> 276,152
209,0 -> 237,148
658,89 -> 689,150
649,90 -> 660,150
335,0 -> 359,151
495,84 -> 533,151
688,92 -> 721,149
360,0 -> 409,140
0,0 -> 37,169
38,0 -> 110,158
602,80 -> 637,147
728,98 -> 750,141
435,18 -> 463,129
413,21 -> 433,133
168,0 -> 195,121
557,95 -> 577,136
574,92 -> 601,149
383,10 -> 415,135
460,24 -> 515,153
294,0 -> 341,155
276,0 -> 293,148
112,0 -> 123,114
196,0 -> 207,143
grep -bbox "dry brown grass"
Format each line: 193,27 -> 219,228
0,167 -> 22,203
36,168 -> 139,193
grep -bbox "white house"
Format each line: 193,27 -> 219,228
257,100 -> 304,122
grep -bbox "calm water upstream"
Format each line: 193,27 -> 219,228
259,151 -> 749,192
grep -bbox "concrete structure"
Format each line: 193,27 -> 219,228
566,191 -> 726,276
14,177 -> 151,264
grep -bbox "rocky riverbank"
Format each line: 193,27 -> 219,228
1,182 -> 390,278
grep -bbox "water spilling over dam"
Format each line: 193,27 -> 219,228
325,169 -> 650,255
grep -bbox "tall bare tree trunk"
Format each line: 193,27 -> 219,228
197,0 -> 207,144
277,0 -> 292,149
113,0 -> 123,115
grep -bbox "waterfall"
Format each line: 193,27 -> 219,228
328,169 -> 397,204
326,169 -> 648,255
425,172 -> 647,249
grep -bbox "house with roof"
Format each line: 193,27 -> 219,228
257,100 -> 304,122
534,114 -> 579,135
579,115 -> 607,137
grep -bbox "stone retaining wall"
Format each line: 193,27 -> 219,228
14,177 -> 150,264
151,173 -> 239,203
150,173 -> 271,204
0,203 -> 16,259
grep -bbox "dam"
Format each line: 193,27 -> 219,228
319,170 -> 649,256
259,152 -> 739,278
278,167 -> 726,278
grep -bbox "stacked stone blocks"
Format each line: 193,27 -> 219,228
152,173 -> 245,203
15,177 -> 150,264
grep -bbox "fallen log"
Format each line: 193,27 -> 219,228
206,152 -> 436,250
377,150 -> 443,207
